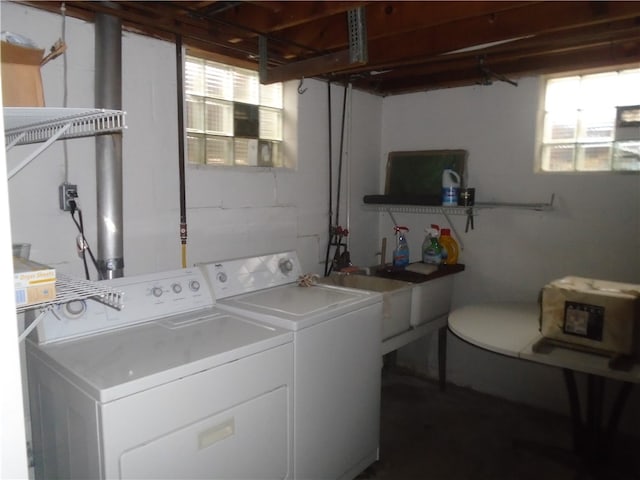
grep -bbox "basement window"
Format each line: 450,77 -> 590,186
185,55 -> 284,167
538,67 -> 640,172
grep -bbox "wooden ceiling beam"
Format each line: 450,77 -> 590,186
203,1 -> 368,34
17,0 -> 290,64
264,49 -> 365,84
260,1 -> 533,59
12,0 -> 640,96
361,1 -> 640,72
364,19 -> 640,82
358,39 -> 640,95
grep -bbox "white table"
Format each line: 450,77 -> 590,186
448,302 -> 640,473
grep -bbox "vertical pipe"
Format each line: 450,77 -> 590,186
323,82 -> 333,277
95,11 -> 124,279
176,34 -> 188,268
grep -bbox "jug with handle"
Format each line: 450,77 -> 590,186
441,169 -> 461,206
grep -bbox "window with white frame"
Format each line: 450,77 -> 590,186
185,55 -> 284,167
539,67 -> 640,172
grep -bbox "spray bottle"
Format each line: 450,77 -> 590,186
392,226 -> 410,268
422,226 -> 442,265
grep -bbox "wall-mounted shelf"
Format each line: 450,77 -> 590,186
362,194 -> 555,215
4,107 -> 126,179
16,272 -> 126,342
16,273 -> 124,315
4,107 -> 128,341
17,274 -> 124,343
363,194 -> 555,244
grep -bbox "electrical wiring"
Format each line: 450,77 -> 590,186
67,199 -> 102,281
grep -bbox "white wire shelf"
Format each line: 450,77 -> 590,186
362,194 -> 555,215
16,273 -> 125,314
363,204 -> 471,215
4,107 -> 126,147
4,107 -> 127,180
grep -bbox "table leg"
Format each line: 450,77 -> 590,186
438,325 -> 447,391
587,375 -> 605,452
562,369 -> 584,453
604,381 -> 633,446
563,370 -> 635,473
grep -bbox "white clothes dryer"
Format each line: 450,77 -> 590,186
26,267 -> 293,480
199,252 -> 383,480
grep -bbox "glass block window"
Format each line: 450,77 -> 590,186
539,67 -> 640,172
185,56 -> 284,167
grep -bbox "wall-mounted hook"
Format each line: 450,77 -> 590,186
298,77 -> 307,94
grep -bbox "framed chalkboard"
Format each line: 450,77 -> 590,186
385,149 -> 467,198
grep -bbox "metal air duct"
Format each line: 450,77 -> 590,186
95,11 -> 124,279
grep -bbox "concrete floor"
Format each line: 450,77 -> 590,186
357,367 -> 640,480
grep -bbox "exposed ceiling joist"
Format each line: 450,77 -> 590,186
16,1 -> 640,96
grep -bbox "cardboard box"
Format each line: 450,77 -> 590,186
1,40 -> 45,107
540,276 -> 640,357
13,257 -> 56,307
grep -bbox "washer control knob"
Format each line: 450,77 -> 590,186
63,300 -> 87,319
189,280 -> 201,291
279,258 -> 293,274
152,286 -> 163,298
216,272 -> 228,283
171,283 -> 182,294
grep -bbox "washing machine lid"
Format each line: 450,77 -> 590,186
28,308 -> 292,403
217,283 -> 381,330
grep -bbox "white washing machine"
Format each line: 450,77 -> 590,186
26,267 -> 294,480
199,251 -> 383,480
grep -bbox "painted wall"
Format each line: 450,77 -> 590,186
3,3 -> 382,278
380,78 -> 640,432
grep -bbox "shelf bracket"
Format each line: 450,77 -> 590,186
7,122 -> 72,179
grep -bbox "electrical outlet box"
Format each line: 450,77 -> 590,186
59,183 -> 77,211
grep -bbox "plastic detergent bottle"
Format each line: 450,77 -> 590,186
422,227 -> 442,265
392,226 -> 410,268
439,228 -> 459,265
441,169 -> 461,206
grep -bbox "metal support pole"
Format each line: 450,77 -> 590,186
95,11 -> 124,279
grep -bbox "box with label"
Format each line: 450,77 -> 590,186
1,40 -> 45,107
540,276 -> 640,357
13,257 -> 56,307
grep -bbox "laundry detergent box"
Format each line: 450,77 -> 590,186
540,276 -> 640,357
13,257 -> 56,307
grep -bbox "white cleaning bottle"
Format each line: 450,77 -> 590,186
441,169 -> 461,206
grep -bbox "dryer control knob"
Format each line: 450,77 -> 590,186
216,272 -> 228,283
63,300 -> 87,319
152,287 -> 163,297
279,258 -> 293,274
189,280 -> 201,291
171,283 -> 182,294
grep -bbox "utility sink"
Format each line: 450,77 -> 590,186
317,274 -> 413,340
370,263 -> 460,329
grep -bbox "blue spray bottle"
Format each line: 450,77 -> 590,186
392,226 -> 410,268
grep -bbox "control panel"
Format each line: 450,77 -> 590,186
200,251 -> 303,300
36,268 -> 214,344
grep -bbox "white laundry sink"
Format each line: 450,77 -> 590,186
317,274 -> 413,340
410,275 -> 454,327
365,264 -> 456,328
